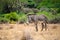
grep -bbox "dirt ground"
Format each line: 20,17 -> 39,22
0,23 -> 60,40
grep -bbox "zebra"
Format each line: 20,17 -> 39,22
26,14 -> 48,31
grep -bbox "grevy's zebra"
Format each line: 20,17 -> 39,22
26,14 -> 48,31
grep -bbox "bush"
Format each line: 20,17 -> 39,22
4,12 -> 19,22
0,12 -> 28,24
48,17 -> 60,24
18,12 -> 27,23
0,12 -> 19,23
36,11 -> 60,23
0,17 -> 9,24
36,11 -> 55,20
36,11 -> 60,24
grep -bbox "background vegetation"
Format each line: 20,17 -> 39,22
0,0 -> 60,23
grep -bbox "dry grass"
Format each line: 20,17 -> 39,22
0,24 -> 60,40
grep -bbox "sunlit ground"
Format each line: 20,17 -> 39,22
0,23 -> 60,40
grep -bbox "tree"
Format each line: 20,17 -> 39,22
37,0 -> 60,8
0,0 -> 22,13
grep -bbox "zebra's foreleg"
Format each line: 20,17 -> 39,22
26,21 -> 29,25
35,22 -> 38,32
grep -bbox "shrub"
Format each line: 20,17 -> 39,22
0,17 -> 9,24
36,11 -> 60,24
36,11 -> 55,20
18,12 -> 27,23
0,12 -> 19,23
4,12 -> 19,22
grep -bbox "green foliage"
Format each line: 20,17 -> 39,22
4,12 -> 19,21
18,12 -> 27,22
56,13 -> 60,18
37,0 -> 60,8
37,11 -> 55,20
28,0 -> 35,5
0,0 -> 60,23
0,12 -> 19,23
0,17 -> 9,23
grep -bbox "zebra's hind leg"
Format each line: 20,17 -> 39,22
45,23 -> 47,31
41,23 -> 44,31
